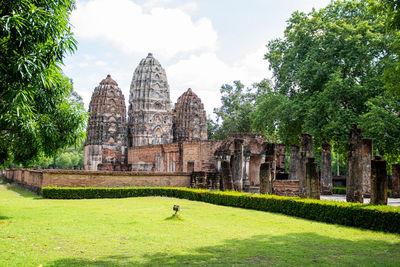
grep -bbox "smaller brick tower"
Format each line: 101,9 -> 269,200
172,88 -> 207,142
84,75 -> 127,170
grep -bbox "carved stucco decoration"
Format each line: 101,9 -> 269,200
127,53 -> 173,146
172,88 -> 207,142
84,75 -> 127,170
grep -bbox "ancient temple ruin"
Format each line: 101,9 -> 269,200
172,88 -> 207,142
82,54 -> 314,195
127,53 -> 173,147
84,53 -> 216,173
81,53 -> 395,201
84,75 -> 126,170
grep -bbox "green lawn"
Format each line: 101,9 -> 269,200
1,184 -> 400,266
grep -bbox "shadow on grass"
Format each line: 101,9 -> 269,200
5,185 -> 42,199
164,214 -> 185,221
0,215 -> 11,220
46,232 -> 400,266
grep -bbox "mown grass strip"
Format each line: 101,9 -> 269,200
42,187 -> 400,233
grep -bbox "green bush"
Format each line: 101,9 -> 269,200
333,187 -> 392,197
0,178 -> 12,184
332,187 -> 346,194
42,187 -> 400,233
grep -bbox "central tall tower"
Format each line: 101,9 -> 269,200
127,53 -> 173,147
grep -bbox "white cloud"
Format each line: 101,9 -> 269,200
179,2 -> 198,12
95,60 -> 107,67
167,45 -> 269,116
67,0 -> 271,117
78,62 -> 89,68
142,0 -> 173,9
236,46 -> 270,82
71,0 -> 217,58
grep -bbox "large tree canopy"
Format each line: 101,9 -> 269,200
209,81 -> 266,140
255,0 -> 400,162
371,0 -> 400,97
374,0 -> 400,30
0,0 -> 87,167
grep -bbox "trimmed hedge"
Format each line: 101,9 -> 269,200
332,187 -> 346,194
333,187 -> 392,197
42,187 -> 400,233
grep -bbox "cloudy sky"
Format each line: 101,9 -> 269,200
63,0 -> 331,116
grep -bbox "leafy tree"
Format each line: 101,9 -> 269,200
206,116 -> 219,140
370,0 -> 400,97
33,145 -> 84,169
260,0 -> 400,163
373,0 -> 400,30
212,81 -> 266,140
37,156 -> 53,169
251,79 -> 286,143
69,152 -> 80,168
0,0 -> 87,167
359,94 -> 400,161
55,153 -> 72,169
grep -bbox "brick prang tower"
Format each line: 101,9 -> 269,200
127,53 -> 173,147
172,88 -> 207,142
84,75 -> 127,170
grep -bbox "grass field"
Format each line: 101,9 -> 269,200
1,184 -> 400,266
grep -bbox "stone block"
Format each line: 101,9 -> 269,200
346,124 -> 363,203
306,157 -> 320,199
321,141 -> 333,195
371,156 -> 388,205
392,164 -> 400,198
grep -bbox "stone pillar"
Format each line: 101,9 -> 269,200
299,133 -> 313,197
249,156 -> 262,186
213,173 -> 221,190
306,157 -> 320,199
347,124 -> 363,203
232,139 -> 244,191
260,161 -> 272,194
265,143 -> 275,190
166,152 -> 170,172
371,155 -> 388,205
289,145 -> 299,180
274,144 -> 286,173
216,157 -> 221,172
178,142 -> 183,172
154,154 -> 162,172
392,164 -> 400,198
242,156 -> 250,192
362,139 -> 373,197
321,141 -> 333,195
221,159 -> 233,190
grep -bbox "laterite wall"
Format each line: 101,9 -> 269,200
3,169 -> 191,194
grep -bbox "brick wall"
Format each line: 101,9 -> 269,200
41,171 -> 190,188
127,140 -> 223,173
3,169 -> 43,194
3,168 -> 300,197
273,180 -> 299,197
3,169 -> 191,194
128,145 -> 163,164
102,149 -> 122,163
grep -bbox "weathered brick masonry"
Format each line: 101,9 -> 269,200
3,169 -> 191,194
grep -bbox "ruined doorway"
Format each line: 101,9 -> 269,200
187,161 -> 194,173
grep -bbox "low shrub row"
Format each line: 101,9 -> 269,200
42,187 -> 400,233
332,187 -> 392,197
332,187 -> 346,194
